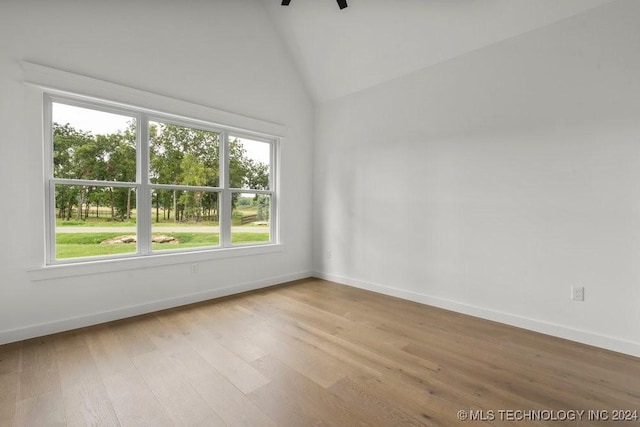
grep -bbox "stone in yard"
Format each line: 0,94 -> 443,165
101,235 -> 178,244
152,235 -> 177,243
101,235 -> 136,244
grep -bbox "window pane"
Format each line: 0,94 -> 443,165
52,103 -> 136,182
149,122 -> 220,187
151,190 -> 220,252
55,184 -> 137,260
228,136 -> 270,190
231,193 -> 270,245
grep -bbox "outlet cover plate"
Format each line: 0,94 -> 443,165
571,286 -> 584,301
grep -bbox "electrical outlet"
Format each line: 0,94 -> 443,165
190,264 -> 199,274
571,286 -> 584,301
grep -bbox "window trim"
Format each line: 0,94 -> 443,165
46,95 -> 278,264
24,61 -> 284,278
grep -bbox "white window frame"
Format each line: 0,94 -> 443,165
24,62 -> 283,280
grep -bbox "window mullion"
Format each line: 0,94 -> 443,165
44,96 -> 56,264
47,180 -> 56,264
270,138 -> 278,244
137,115 -> 151,255
220,131 -> 232,248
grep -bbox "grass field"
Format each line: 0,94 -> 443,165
55,232 -> 270,259
56,205 -> 262,228
56,218 -> 219,228
55,218 -> 268,228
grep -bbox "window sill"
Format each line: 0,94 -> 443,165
27,244 -> 284,281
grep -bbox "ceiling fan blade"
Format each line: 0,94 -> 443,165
281,0 -> 347,9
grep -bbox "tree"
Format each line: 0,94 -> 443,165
53,123 -> 93,179
105,132 -> 136,220
53,123 -> 92,219
149,123 -> 220,223
228,138 -> 269,211
54,122 -> 268,225
53,122 -> 136,221
256,195 -> 270,221
244,160 -> 269,190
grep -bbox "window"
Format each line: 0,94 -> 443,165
46,96 -> 277,264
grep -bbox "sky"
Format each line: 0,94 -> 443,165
53,102 -> 130,135
52,102 -> 271,164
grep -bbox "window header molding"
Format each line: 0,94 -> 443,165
21,61 -> 287,138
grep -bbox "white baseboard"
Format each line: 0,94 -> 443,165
0,271 -> 312,345
314,271 -> 640,358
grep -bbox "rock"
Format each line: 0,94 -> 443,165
152,235 -> 177,243
101,235 -> 178,244
101,235 -> 136,245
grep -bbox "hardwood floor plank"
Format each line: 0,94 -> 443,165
192,304 -> 270,362
189,369 -> 277,427
277,283 -> 385,328
55,343 -> 120,427
170,348 -> 219,383
137,312 -> 274,425
247,382 -> 325,427
2,278 -> 638,426
239,298 -> 442,384
405,340 -> 639,410
136,313 -> 192,354
262,314 -> 384,379
109,318 -> 157,359
18,337 -> 60,401
328,375 -> 435,427
245,290 -> 412,349
0,371 -> 19,426
187,331 -> 271,394
154,304 -> 274,395
332,372 -> 542,427
0,341 -> 22,375
53,330 -> 89,353
84,325 -> 135,378
303,333 -> 498,421
375,309 -> 640,409
14,390 -> 66,427
155,308 -> 212,342
250,354 -> 372,426
101,366 -> 172,427
234,293 -> 442,389
132,349 -> 225,426
241,322 -> 350,388
503,340 -> 640,398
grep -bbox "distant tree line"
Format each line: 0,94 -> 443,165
53,121 -> 269,223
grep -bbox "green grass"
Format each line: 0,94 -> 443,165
151,232 -> 220,252
57,243 -> 138,259
56,232 -> 137,244
56,217 -> 136,227
56,218 -> 220,228
55,232 -> 269,259
231,233 -> 270,244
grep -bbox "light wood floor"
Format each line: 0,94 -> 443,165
1,278 -> 638,426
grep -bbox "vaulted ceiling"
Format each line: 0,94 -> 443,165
261,0 -> 617,103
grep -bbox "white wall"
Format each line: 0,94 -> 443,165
0,0 -> 314,342
314,0 -> 640,356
